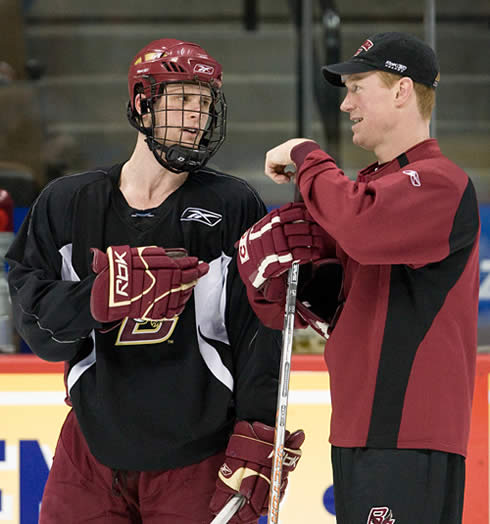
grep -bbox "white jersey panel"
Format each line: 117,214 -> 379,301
194,253 -> 234,391
59,243 -> 96,394
60,244 -> 80,283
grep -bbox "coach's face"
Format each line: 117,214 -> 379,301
340,71 -> 397,154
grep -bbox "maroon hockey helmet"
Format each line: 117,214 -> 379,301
127,38 -> 227,173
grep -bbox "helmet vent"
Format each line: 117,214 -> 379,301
162,61 -> 185,73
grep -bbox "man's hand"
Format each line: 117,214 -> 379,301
90,245 -> 209,323
264,138 -> 313,183
209,421 -> 305,523
237,202 -> 324,291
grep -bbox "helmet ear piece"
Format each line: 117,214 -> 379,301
140,98 -> 149,114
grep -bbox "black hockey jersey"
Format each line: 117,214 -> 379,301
7,164 -> 281,470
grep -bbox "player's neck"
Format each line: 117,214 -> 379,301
374,119 -> 431,164
120,140 -> 189,210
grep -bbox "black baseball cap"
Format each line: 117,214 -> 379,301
322,32 -> 440,89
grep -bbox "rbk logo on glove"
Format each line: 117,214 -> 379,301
90,245 -> 209,323
109,247 -> 132,305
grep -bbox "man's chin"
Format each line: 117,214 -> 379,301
159,139 -> 202,150
352,134 -> 371,152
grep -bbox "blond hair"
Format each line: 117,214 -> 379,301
377,71 -> 435,121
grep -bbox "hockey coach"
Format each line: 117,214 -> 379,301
236,32 -> 480,523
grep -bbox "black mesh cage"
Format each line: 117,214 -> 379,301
128,80 -> 227,173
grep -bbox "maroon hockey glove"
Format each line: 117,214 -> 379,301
209,421 -> 305,523
237,202 -> 324,292
90,245 -> 209,322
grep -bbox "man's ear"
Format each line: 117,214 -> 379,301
135,93 -> 149,115
394,77 -> 414,107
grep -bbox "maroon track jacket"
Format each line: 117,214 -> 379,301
250,139 -> 480,457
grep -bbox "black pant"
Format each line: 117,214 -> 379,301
331,446 -> 465,523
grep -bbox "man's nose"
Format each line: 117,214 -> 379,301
186,98 -> 202,115
340,94 -> 352,113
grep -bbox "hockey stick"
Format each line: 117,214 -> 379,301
267,257 -> 299,523
210,494 -> 246,524
267,181 -> 302,523
212,266 -> 300,524
214,182 -> 301,524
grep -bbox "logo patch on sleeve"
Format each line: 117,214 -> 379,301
180,207 -> 223,227
402,169 -> 421,187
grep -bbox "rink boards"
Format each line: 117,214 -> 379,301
0,354 -> 489,524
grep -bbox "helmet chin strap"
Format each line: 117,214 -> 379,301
145,137 -> 210,174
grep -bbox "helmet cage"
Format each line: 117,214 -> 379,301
128,78 -> 227,173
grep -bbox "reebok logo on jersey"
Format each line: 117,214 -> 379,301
180,207 -> 222,227
367,506 -> 396,524
402,169 -> 421,187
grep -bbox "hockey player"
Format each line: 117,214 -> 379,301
6,39 -> 305,523
236,32 -> 480,523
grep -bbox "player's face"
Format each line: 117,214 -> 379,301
340,72 -> 397,153
153,83 -> 213,149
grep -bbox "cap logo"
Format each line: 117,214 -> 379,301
193,63 -> 214,75
354,39 -> 374,56
384,60 -> 407,73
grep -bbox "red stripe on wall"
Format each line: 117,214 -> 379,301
464,353 -> 490,524
0,354 -> 330,373
0,354 -> 64,373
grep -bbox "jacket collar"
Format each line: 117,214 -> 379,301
358,138 -> 442,181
